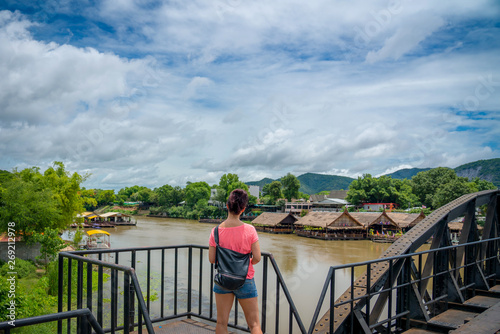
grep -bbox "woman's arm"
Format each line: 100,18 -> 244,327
251,240 -> 261,265
209,245 -> 216,264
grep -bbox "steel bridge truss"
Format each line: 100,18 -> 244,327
311,189 -> 500,334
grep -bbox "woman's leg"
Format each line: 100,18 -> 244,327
238,297 -> 262,334
215,292 -> 235,334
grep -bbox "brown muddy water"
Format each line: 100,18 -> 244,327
66,216 -> 392,332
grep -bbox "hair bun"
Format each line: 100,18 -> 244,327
227,189 -> 249,215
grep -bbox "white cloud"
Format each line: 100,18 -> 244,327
0,1 -> 499,190
0,10 -> 147,126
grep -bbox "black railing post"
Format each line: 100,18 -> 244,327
161,249 -> 165,318
67,259 -> 72,334
174,248 -> 178,315
199,248 -> 203,315
111,269 -> 117,333
124,271 -> 131,334
275,276 -> 280,334
329,269 -> 335,334
86,262 -> 92,334
77,260 -> 83,334
262,255 -> 268,333
188,246 -> 193,316
147,250 -> 151,313
366,263 -> 371,327
58,254 -> 64,334
97,264 -> 103,327
210,263 -> 214,319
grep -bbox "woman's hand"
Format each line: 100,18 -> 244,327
251,241 -> 261,265
208,245 -> 216,264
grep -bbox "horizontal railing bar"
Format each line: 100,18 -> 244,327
0,308 -> 103,333
326,237 -> 500,272
72,244 -> 279,255
60,252 -> 135,272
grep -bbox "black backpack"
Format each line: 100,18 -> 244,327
214,226 -> 251,291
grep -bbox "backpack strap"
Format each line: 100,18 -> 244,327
214,226 -> 219,246
214,226 -> 219,269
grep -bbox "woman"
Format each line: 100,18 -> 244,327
209,189 -> 262,334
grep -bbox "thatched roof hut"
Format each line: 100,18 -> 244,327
295,212 -> 342,228
326,210 -> 365,231
295,211 -> 364,230
386,212 -> 425,230
252,212 -> 297,227
348,212 -> 382,228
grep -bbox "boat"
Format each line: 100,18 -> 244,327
81,229 -> 111,249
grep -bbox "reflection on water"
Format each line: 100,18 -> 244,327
66,216 -> 391,330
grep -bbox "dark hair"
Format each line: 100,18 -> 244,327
227,189 -> 249,215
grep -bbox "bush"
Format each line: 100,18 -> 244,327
0,259 -> 37,279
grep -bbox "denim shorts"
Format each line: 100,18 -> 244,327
213,278 -> 258,299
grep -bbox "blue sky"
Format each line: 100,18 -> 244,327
0,0 -> 499,190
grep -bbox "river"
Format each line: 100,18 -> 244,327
66,216 -> 392,331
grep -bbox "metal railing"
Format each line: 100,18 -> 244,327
308,236 -> 500,334
55,245 -> 305,333
0,308 -> 104,334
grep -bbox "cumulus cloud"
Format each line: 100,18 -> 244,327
0,10 -> 147,126
0,1 -> 499,189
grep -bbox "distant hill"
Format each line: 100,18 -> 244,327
454,158 -> 500,188
246,173 -> 354,195
246,177 -> 275,189
386,168 -> 432,180
245,158 -> 500,196
297,173 -> 354,194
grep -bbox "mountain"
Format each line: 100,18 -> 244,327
454,158 -> 500,188
246,173 -> 354,195
297,173 -> 354,194
245,158 -> 500,196
386,168 -> 432,180
246,178 -> 275,189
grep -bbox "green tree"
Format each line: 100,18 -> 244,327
0,162 -> 86,238
432,177 -> 472,208
79,188 -> 98,210
346,174 -> 417,208
469,177 -> 497,191
411,167 -> 457,208
248,195 -> 258,206
281,173 -> 300,201
346,174 -> 372,205
218,173 -> 240,193
213,188 -> 227,206
35,227 -> 66,270
185,182 -> 211,207
217,173 -> 248,202
137,188 -> 153,203
97,189 -> 115,206
154,184 -> 173,206
171,186 -> 185,206
263,181 -> 282,202
227,181 -> 249,197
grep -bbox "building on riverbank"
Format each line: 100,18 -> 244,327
295,210 -> 366,240
284,201 -> 312,215
251,212 -> 297,234
295,210 -> 426,242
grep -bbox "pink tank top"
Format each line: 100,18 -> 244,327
209,223 -> 259,279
